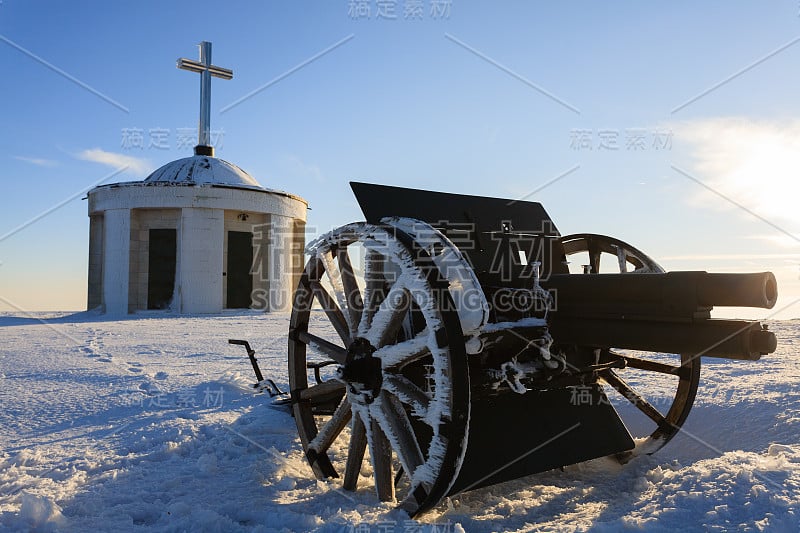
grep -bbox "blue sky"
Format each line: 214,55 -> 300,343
1,1 -> 800,318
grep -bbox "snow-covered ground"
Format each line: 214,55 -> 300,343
0,311 -> 797,532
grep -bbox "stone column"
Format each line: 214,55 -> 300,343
267,214 -> 294,312
87,214 -> 104,310
291,218 -> 306,302
178,207 -> 224,313
102,208 -> 131,315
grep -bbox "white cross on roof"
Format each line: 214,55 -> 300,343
177,41 -> 233,156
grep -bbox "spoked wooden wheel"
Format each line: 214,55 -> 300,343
560,233 -> 700,459
288,222 -> 470,516
561,233 -> 665,274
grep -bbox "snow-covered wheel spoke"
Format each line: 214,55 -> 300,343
367,415 -> 395,502
365,278 -> 411,348
288,222 -> 469,516
337,246 -> 364,337
383,374 -> 432,420
372,392 -> 426,480
308,278 -> 351,345
358,250 -> 385,337
294,331 -> 348,364
309,397 -> 353,455
299,380 -> 346,402
343,415 -> 368,491
376,335 -> 431,370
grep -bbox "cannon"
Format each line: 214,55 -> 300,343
286,182 -> 778,516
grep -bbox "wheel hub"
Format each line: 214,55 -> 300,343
337,337 -> 383,404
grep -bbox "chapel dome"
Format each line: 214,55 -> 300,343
144,155 -> 263,190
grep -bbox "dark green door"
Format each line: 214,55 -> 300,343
227,231 -> 253,308
148,229 -> 177,310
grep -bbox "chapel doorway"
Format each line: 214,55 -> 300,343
147,229 -> 177,309
227,231 -> 253,308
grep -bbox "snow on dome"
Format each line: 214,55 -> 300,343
144,155 -> 263,189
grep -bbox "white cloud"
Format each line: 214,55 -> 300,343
77,148 -> 154,176
284,154 -> 325,183
672,118 -> 800,236
13,156 -> 58,167
744,234 -> 800,249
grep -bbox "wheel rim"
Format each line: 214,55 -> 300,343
561,233 -> 665,274
598,350 -> 700,459
560,233 -> 700,459
288,222 -> 469,516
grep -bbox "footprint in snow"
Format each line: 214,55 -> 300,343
154,371 -> 169,380
138,382 -> 162,395
79,345 -> 100,357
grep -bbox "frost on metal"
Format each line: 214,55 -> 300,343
483,326 -> 563,394
384,217 -> 490,335
318,247 -> 353,333
481,316 -> 548,333
364,224 -> 458,491
306,220 -> 564,497
375,332 -> 429,368
305,222 -> 466,507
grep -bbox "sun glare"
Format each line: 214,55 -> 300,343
680,119 -> 800,231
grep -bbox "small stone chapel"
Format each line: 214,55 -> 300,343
86,42 -> 307,314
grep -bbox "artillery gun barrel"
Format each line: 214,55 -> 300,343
548,317 -> 776,360
697,272 -> 778,308
544,271 -> 777,320
543,271 -> 778,360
